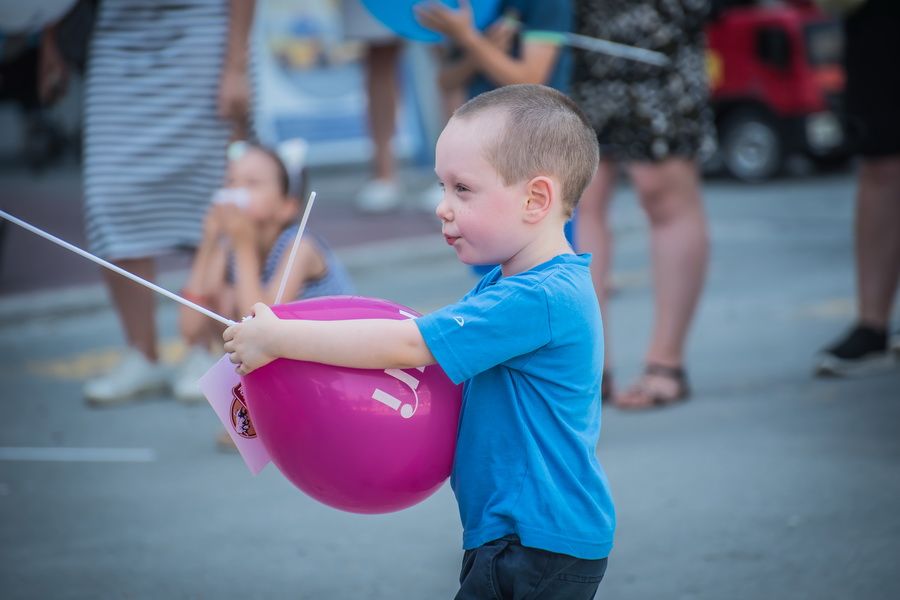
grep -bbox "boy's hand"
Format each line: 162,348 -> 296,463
415,0 -> 476,43
223,303 -> 280,375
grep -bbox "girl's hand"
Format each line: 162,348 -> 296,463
203,206 -> 222,238
415,0 -> 476,43
217,203 -> 256,245
223,303 -> 280,375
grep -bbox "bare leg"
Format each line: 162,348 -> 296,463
632,159 -> 708,366
179,305 -> 218,349
855,156 -> 900,329
365,41 -> 401,182
616,159 -> 708,408
102,257 -> 158,362
575,161 -> 618,373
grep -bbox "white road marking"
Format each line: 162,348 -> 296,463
0,447 -> 157,463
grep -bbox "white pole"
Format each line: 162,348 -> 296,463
0,209 -> 235,326
524,30 -> 670,67
274,190 -> 317,305
564,32 -> 670,67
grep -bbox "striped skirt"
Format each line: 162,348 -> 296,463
83,0 -> 230,260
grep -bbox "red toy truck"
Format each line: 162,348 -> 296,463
706,0 -> 848,180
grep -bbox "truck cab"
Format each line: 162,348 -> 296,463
707,0 -> 848,180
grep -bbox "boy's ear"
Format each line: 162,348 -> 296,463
522,176 -> 556,223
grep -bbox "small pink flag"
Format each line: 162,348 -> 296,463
199,355 -> 271,475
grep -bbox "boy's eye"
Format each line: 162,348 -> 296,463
455,184 -> 468,193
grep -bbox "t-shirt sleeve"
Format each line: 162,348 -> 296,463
519,0 -> 571,35
415,278 -> 552,385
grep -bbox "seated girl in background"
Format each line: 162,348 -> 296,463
173,141 -> 354,403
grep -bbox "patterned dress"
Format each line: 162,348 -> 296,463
83,0 -> 230,260
570,0 -> 716,162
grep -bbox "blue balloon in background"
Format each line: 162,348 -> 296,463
361,0 -> 502,43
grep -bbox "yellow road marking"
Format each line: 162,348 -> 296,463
795,297 -> 854,319
26,339 -> 198,381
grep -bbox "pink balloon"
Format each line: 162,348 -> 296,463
241,296 -> 462,514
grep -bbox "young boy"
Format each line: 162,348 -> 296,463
223,84 -> 615,598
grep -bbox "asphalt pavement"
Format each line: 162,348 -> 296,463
1,165 -> 899,599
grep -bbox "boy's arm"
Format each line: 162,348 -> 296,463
223,303 -> 436,375
416,1 -> 560,87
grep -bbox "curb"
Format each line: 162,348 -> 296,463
0,233 -> 449,326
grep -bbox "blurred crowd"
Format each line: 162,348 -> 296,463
0,0 -> 897,410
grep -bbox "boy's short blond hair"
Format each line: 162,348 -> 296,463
453,84 -> 599,217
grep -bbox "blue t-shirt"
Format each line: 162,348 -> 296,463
416,253 -> 615,559
468,0 -> 573,98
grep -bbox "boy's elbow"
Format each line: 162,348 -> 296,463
395,336 -> 435,370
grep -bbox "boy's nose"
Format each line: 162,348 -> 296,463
435,194 -> 451,222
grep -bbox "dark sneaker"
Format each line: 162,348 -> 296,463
815,324 -> 894,377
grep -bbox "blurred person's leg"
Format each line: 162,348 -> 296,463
355,42 -> 403,212
817,156 -> 900,375
419,48 -> 467,213
367,42 -> 401,183
616,158 -> 708,408
856,156 -> 900,329
575,161 -> 618,401
816,2 -> 900,376
84,258 -> 170,404
343,0 -> 404,213
175,300 -> 224,403
105,258 -> 158,361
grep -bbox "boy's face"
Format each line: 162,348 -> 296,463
434,114 -> 531,267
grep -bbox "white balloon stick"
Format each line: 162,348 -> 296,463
524,30 -> 671,67
0,209 -> 235,327
563,32 -> 670,67
274,190 -> 317,306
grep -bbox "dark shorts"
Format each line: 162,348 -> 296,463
844,4 -> 900,158
455,535 -> 608,600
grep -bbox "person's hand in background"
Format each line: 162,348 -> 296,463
38,25 -> 69,105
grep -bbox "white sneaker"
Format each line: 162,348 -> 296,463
354,179 -> 402,213
173,346 -> 218,403
84,348 -> 170,406
418,182 -> 444,213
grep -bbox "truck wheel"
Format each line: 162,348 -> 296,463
720,110 -> 783,182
